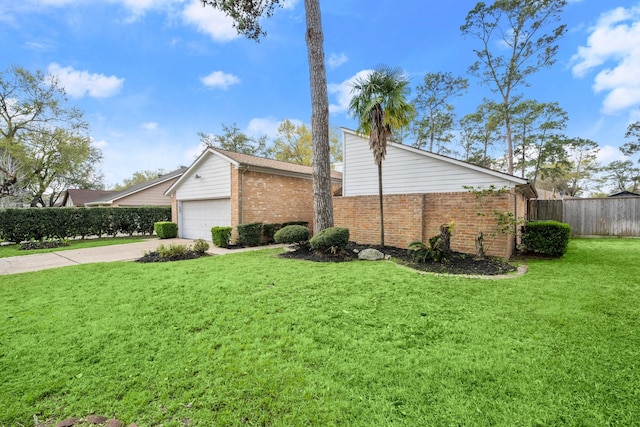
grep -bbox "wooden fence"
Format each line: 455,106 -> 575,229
528,197 -> 640,237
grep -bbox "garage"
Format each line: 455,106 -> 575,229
179,199 -> 231,240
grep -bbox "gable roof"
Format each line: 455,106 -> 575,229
165,146 -> 342,196
86,167 -> 186,206
60,189 -> 119,207
608,190 -> 640,197
341,128 -> 536,198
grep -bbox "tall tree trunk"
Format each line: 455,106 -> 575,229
504,100 -> 514,175
378,161 -> 384,247
304,0 -> 333,233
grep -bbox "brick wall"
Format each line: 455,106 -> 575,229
333,190 -> 527,259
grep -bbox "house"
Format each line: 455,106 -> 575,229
58,189 -> 119,207
608,190 -> 640,198
333,128 -> 536,258
85,168 -> 186,207
164,147 -> 343,240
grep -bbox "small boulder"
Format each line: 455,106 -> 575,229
56,419 -> 78,427
358,248 -> 385,261
86,415 -> 108,425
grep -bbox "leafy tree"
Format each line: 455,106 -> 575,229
201,0 -> 334,233
199,123 -> 268,156
20,129 -> 103,206
349,65 -> 414,247
459,101 -> 503,167
113,169 -> 169,191
621,121 -> 640,159
539,137 -> 599,197
0,65 -> 100,205
411,72 -> 468,154
510,100 -> 568,181
269,119 -> 342,165
461,0 -> 567,175
602,160 -> 640,194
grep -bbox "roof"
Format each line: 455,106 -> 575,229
86,167 -> 186,206
61,189 -> 119,207
341,127 -> 536,197
608,190 -> 640,197
166,147 -> 343,196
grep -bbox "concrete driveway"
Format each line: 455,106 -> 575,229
0,238 -> 276,275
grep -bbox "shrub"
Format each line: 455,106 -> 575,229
237,222 -> 262,247
522,220 -> 571,257
262,223 -> 282,244
154,221 -> 178,239
407,235 -> 446,263
274,225 -> 310,244
192,239 -> 210,255
281,221 -> 309,228
211,226 -> 232,248
309,227 -> 349,253
156,243 -> 189,259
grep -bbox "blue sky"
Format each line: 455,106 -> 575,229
2,0 -> 640,188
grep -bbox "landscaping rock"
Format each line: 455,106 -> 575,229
56,418 -> 78,427
86,415 -> 108,424
358,248 -> 385,261
106,419 -> 121,427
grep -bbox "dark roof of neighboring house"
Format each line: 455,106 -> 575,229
62,189 -> 119,207
86,167 -> 187,206
608,190 -> 640,197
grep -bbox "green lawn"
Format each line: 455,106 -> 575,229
1,239 -> 639,426
0,235 -> 152,258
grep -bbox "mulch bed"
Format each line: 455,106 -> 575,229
135,251 -> 207,263
20,240 -> 70,251
280,242 -> 517,276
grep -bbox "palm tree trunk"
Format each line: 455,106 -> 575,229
378,160 -> 384,247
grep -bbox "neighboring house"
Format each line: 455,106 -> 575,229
86,168 -> 186,207
333,128 -> 536,258
608,191 -> 640,198
165,147 -> 342,240
58,189 -> 119,207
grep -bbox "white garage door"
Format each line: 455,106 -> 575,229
180,199 -> 231,240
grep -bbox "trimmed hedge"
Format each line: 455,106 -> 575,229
309,227 -> 349,252
274,225 -> 310,244
154,221 -> 178,239
0,207 -> 171,243
522,220 -> 571,257
237,222 -> 262,247
211,226 -> 232,248
262,223 -> 282,244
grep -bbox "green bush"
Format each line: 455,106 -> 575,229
281,221 -> 309,228
154,221 -> 178,239
407,235 -> 446,263
0,207 -> 171,243
309,227 -> 349,252
211,226 -> 232,248
192,239 -> 210,254
522,221 -> 571,257
156,243 -> 189,259
262,223 -> 282,244
274,225 -> 310,244
237,222 -> 262,247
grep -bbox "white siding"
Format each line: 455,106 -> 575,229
343,131 -> 518,196
175,154 -> 231,201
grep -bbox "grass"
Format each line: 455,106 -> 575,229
1,238 -> 639,426
0,235 -> 152,258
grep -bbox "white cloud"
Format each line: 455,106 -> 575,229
182,0 -> 239,42
328,69 -> 372,114
282,0 -> 299,10
48,63 -> 124,98
140,121 -> 158,130
328,52 -> 348,69
571,4 -> 640,114
91,138 -> 109,149
597,144 -> 626,164
201,70 -> 240,90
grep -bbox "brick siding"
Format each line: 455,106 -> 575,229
334,190 -> 527,259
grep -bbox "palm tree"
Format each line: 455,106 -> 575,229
349,65 -> 414,247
